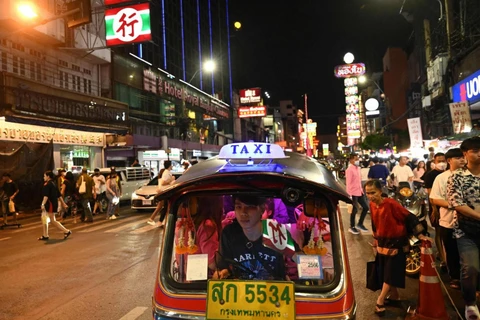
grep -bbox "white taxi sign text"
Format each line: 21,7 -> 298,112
219,142 -> 287,160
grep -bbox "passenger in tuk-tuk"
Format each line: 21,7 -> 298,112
213,195 -> 291,281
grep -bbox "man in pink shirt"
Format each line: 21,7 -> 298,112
345,154 -> 369,234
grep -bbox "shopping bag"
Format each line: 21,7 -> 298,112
8,200 -> 15,213
78,176 -> 86,194
366,257 -> 382,291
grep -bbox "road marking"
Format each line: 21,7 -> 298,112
131,224 -> 159,234
79,216 -> 139,233
105,220 -> 145,233
119,307 -> 148,320
0,237 -> 11,241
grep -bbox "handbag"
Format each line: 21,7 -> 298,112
8,200 -> 15,213
78,176 -> 86,194
366,256 -> 382,291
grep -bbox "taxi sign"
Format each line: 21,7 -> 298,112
206,280 -> 295,320
218,142 -> 288,160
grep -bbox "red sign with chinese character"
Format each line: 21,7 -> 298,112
104,0 -> 131,5
239,88 -> 261,104
238,106 -> 266,118
334,63 -> 366,78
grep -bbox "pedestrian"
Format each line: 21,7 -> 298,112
447,137 -> 480,319
106,167 -> 122,216
147,160 -> 176,226
60,171 -> 76,219
390,156 -> 414,188
345,153 -> 369,234
412,160 -> 426,189
76,168 -> 95,223
368,157 -> 390,186
38,171 -> 71,241
1,173 -> 19,225
429,148 -> 464,290
364,179 -> 431,315
92,168 -> 106,215
131,159 -> 141,167
105,170 -> 120,219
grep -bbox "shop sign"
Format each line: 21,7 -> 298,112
105,3 -> 152,47
143,69 -> 230,119
0,120 -> 103,146
449,102 -> 472,134
407,117 -> 423,149
238,106 -> 266,118
11,89 -> 127,124
193,150 -> 202,156
452,69 -> 480,104
239,88 -> 261,104
334,63 -> 366,78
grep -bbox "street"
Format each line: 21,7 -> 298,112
0,203 -> 464,320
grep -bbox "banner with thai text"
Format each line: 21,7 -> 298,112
449,102 -> 472,134
407,117 -> 423,149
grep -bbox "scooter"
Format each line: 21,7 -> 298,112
388,181 -> 429,276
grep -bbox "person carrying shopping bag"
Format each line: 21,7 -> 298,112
105,170 -> 120,219
39,171 -> 72,241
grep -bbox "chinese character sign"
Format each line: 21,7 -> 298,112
105,3 -> 152,46
449,102 -> 472,134
407,117 -> 423,149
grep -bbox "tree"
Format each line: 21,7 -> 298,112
359,134 -> 391,151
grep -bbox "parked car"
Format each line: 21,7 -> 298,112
131,172 -> 182,210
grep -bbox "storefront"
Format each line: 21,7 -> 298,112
452,68 -> 480,120
138,148 -> 182,177
0,72 -> 129,170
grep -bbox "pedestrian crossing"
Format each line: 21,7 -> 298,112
0,213 -> 162,238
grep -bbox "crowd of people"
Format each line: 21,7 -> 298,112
345,138 -> 480,319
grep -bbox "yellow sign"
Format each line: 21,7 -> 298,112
0,120 -> 104,146
206,280 -> 295,320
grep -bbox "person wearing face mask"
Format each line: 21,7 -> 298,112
423,152 -> 447,268
345,153 -> 369,234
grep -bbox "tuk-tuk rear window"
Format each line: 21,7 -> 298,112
162,192 -> 340,293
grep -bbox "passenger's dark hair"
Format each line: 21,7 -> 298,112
445,148 -> 463,159
2,172 -> 11,178
65,171 -> 75,182
44,171 -> 55,180
365,179 -> 382,190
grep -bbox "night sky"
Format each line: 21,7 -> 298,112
229,0 -> 413,134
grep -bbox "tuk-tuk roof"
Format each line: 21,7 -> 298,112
157,142 -> 351,202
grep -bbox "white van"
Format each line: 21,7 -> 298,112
94,167 -> 152,201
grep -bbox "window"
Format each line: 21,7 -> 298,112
72,64 -> 80,72
72,75 -> 76,90
20,58 -> 25,76
59,71 -> 64,87
87,79 -> 91,94
59,59 -> 68,68
13,56 -> 18,73
83,78 -> 88,93
2,52 -> 7,71
64,72 -> 69,89
36,63 -> 41,81
164,192 -> 337,293
83,68 -> 91,75
30,61 -> 35,80
76,76 -> 80,91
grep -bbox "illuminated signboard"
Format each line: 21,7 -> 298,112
334,63 -> 366,78
239,88 -> 261,104
452,69 -> 480,104
105,3 -> 152,46
238,106 -> 266,118
104,0 -> 132,5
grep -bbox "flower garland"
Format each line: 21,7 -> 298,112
175,206 -> 198,254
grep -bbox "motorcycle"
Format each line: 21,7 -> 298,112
388,181 -> 429,276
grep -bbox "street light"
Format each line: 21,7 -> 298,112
17,2 -> 38,19
189,59 -> 216,83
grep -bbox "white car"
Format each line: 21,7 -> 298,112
131,172 -> 182,210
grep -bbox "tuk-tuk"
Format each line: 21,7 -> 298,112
152,142 -> 356,319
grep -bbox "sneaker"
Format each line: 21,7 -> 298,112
147,219 -> 156,226
38,236 -> 49,241
356,225 -> 369,232
109,215 -> 117,220
466,305 -> 480,320
348,227 -> 360,235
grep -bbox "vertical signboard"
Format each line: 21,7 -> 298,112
449,102 -> 472,134
105,3 -> 152,46
407,117 -> 423,149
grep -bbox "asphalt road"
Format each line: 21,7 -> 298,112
0,203 -> 465,320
